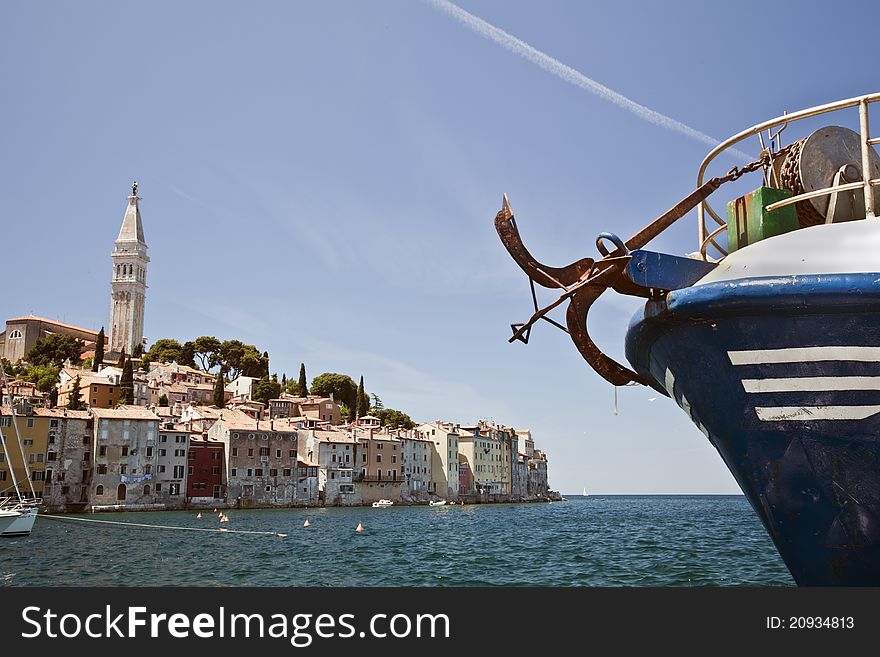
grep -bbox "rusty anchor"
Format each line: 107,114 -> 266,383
494,162 -> 760,385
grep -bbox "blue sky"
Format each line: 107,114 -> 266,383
2,0 -> 877,493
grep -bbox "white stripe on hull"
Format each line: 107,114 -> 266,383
728,346 -> 880,365
755,406 -> 880,421
741,376 -> 880,393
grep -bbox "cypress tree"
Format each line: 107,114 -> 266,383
92,328 -> 105,372
68,375 -> 85,410
121,356 -> 134,405
356,375 -> 367,419
298,363 -> 307,397
48,386 -> 59,408
213,367 -> 227,407
281,373 -> 287,387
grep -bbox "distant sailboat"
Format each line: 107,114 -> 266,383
582,487 -> 589,497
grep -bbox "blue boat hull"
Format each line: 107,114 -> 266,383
626,273 -> 880,585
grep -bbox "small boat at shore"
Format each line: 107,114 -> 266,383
1,362 -> 40,537
372,499 -> 394,508
0,509 -> 20,535
429,500 -> 447,507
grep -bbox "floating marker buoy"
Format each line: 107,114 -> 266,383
213,508 -> 218,513
303,519 -> 311,527
355,523 -> 365,533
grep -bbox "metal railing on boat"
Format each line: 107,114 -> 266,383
698,92 -> 880,259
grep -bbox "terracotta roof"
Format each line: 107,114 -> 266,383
34,408 -> 91,419
224,418 -> 298,433
6,315 -> 99,337
90,406 -> 159,420
314,430 -> 358,444
297,460 -> 320,468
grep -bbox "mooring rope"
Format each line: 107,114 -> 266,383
40,514 -> 287,537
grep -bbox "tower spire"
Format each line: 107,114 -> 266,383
109,181 -> 149,355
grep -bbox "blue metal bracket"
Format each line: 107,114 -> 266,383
624,250 -> 718,292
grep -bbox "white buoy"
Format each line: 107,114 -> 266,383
213,508 -> 218,513
355,523 -> 364,533
303,519 -> 311,527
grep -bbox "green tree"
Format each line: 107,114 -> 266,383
297,363 -> 308,396
92,327 -> 105,372
25,334 -> 83,367
213,367 -> 227,407
191,336 -> 222,371
216,340 -> 266,378
375,408 -> 416,430
67,375 -> 85,411
356,375 -> 369,419
47,386 -> 59,408
131,341 -> 144,359
370,393 -> 384,412
252,376 -> 281,405
310,373 -> 357,409
158,393 -> 169,406
281,373 -> 287,387
143,338 -> 185,365
25,364 -> 61,393
120,356 -> 134,404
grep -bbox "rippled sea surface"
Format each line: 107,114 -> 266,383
0,496 -> 794,586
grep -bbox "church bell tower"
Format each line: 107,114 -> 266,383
109,181 -> 149,354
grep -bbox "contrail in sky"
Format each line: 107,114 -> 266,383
425,0 -> 750,162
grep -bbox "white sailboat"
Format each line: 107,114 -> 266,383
582,487 -> 589,497
0,362 -> 39,537
0,508 -> 21,535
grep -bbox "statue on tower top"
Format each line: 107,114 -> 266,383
131,181 -> 138,196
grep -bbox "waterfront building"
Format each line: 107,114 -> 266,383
108,183 -> 149,355
153,422 -> 192,506
296,459 -> 320,505
89,406 -> 161,509
528,449 -> 550,497
0,316 -> 97,364
297,428 -> 357,505
210,416 -> 299,507
0,406 -> 50,499
457,424 -> 504,495
185,432 -> 226,503
39,409 -> 92,513
352,430 -> 404,504
458,453 -> 473,495
418,422 -> 460,500
399,430 -> 432,498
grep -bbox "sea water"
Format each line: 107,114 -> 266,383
0,496 -> 793,586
